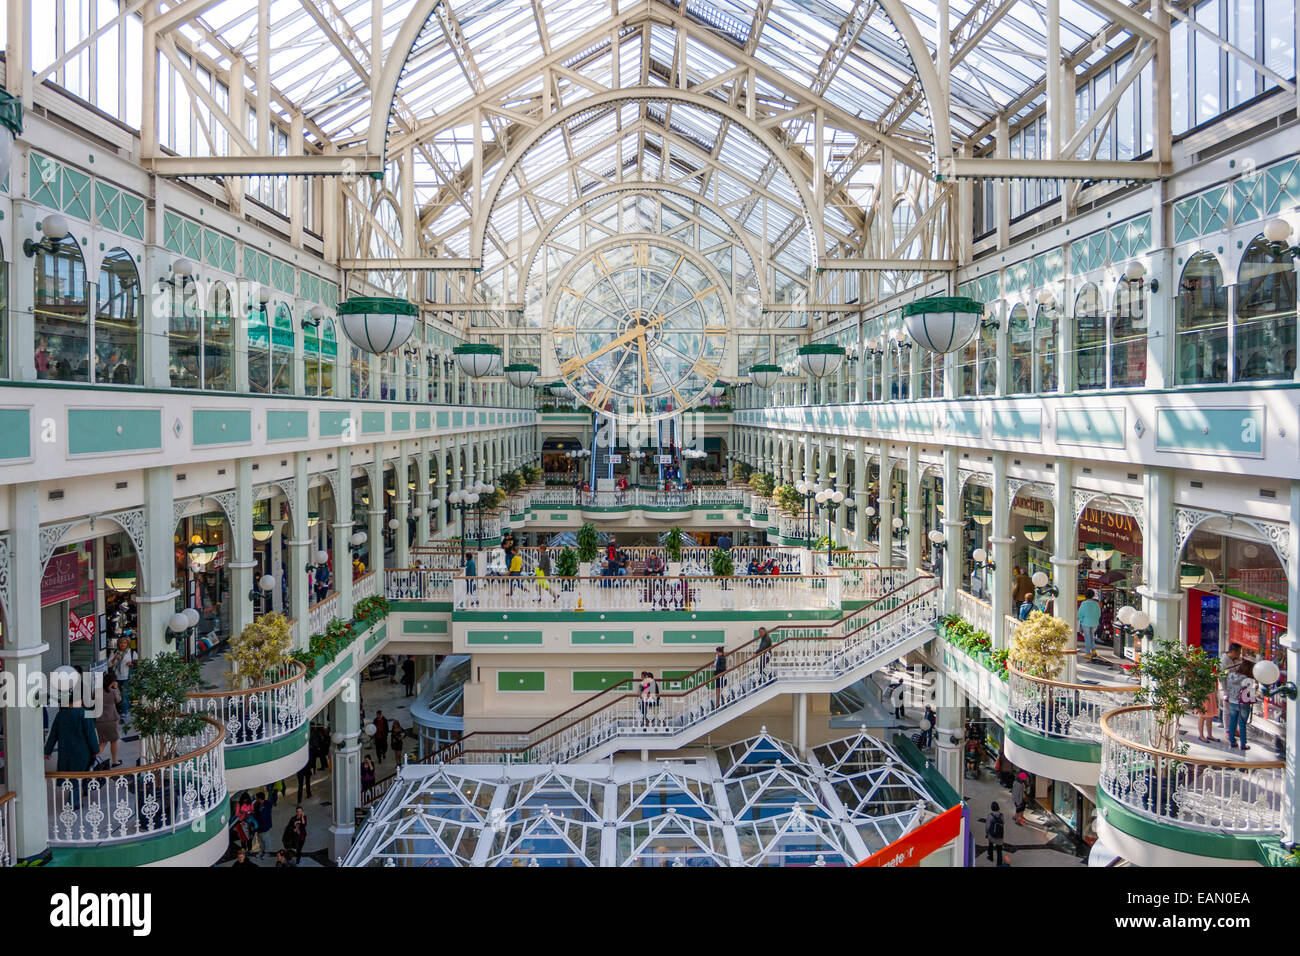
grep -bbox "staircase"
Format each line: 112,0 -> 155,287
365,575 -> 939,799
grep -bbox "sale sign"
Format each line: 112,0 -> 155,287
856,804 -> 963,867
68,609 -> 95,643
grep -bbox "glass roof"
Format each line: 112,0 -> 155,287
345,730 -> 949,866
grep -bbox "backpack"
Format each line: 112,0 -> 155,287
987,814 -> 1004,840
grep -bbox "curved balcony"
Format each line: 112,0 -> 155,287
185,661 -> 309,791
46,716 -> 228,866
1004,665 -> 1139,785
1097,705 -> 1284,866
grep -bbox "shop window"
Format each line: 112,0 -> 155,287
169,276 -> 202,389
351,344 -> 371,399
205,283 -> 233,391
1176,252 -> 1229,385
1074,283 -> 1106,390
1111,279 -> 1147,387
1007,304 -> 1032,394
1033,302 -> 1059,392
34,236 -> 90,382
272,303 -> 295,394
1235,237 -> 1296,382
95,248 -> 141,385
248,302 -> 271,394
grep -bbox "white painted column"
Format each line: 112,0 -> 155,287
905,444 -> 922,572
1283,479 -> 1300,845
229,459 -> 256,641
1051,459 -> 1080,681
395,441 -> 411,568
333,445 -> 354,619
1140,466 -> 1180,650
942,447 -> 962,615
329,685 -> 361,859
989,453 -> 1013,649
287,452 -> 311,649
138,466 -> 179,660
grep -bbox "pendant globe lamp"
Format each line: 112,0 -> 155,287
748,364 -> 782,389
337,297 -> 418,354
796,343 -> 845,378
504,362 -> 539,388
901,296 -> 984,353
453,343 -> 503,378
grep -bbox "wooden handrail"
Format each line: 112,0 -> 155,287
43,716 -> 225,779
186,660 -> 307,701
1099,705 -> 1284,769
0,791 -> 14,808
1007,662 -> 1138,694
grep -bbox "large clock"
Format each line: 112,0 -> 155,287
549,237 -> 728,421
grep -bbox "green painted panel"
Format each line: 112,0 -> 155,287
0,408 -> 31,459
68,408 -> 161,455
192,408 -> 251,446
365,623 -> 387,653
416,411 -> 431,429
453,412 -> 464,428
391,411 -> 411,431
570,629 -> 636,645
321,653 -> 353,694
903,410 -> 932,434
705,512 -> 725,520
497,671 -> 546,692
49,801 -> 227,868
467,630 -> 544,645
853,408 -> 872,429
1005,718 -> 1100,763
572,670 -> 635,692
224,725 -> 309,770
663,629 -> 727,645
320,410 -> 351,437
1055,408 -> 1125,446
877,407 -> 899,431
267,410 -> 309,441
436,412 -> 449,428
401,618 -> 449,634
991,409 -> 1041,442
947,408 -> 981,438
361,411 -> 386,435
1096,790 -> 1267,862
1155,407 -> 1264,456
549,513 -> 570,520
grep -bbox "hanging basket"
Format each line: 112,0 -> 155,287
901,296 -> 984,354
453,343 -> 503,378
796,343 -> 845,379
747,363 -> 782,389
504,362 -> 539,388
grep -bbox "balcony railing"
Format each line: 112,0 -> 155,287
308,592 -> 341,637
1099,705 -> 1285,836
0,792 -> 13,866
409,547 -> 467,570
453,573 -> 841,613
386,567 -> 457,601
813,553 -> 908,601
525,488 -> 747,510
354,569 -> 379,601
777,512 -> 813,541
750,495 -> 769,520
46,717 -> 227,846
1008,665 -> 1138,745
185,661 -> 308,749
956,590 -> 996,641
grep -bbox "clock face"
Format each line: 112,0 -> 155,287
550,240 -> 728,421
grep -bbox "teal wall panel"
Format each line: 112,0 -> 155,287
267,410 -> 309,441
68,409 -> 161,455
320,410 -> 351,437
0,409 -> 31,459
991,409 -> 1041,442
570,629 -> 636,645
1055,408 -> 1125,447
361,411 -> 386,435
391,411 -> 411,431
466,630 -> 544,645
192,409 -> 251,446
1155,407 -> 1264,456
663,629 -> 727,645
416,412 -> 431,430
946,408 -> 981,438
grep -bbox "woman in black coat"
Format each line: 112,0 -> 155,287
45,704 -> 100,811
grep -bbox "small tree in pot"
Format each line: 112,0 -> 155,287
1133,639 -> 1221,752
224,612 -> 293,690
132,653 -> 208,764
1008,611 -> 1070,680
576,522 -> 600,571
664,526 -> 684,562
556,547 -> 579,593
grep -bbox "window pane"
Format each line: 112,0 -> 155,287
1034,304 -> 1059,392
1112,281 -> 1147,387
34,241 -> 90,382
1008,304 -> 1032,394
169,277 -> 201,389
1074,284 -> 1106,390
206,283 -> 233,391
1176,252 -> 1229,384
1235,237 -> 1297,382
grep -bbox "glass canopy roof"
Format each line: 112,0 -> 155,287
345,730 -> 949,866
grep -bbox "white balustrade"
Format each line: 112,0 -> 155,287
308,592 -> 341,637
777,511 -> 813,541
452,572 -> 841,613
385,567 -> 456,600
353,569 -> 380,602
433,576 -> 937,765
1007,666 -> 1138,744
46,717 -> 227,846
409,548 -> 467,570
0,792 -> 13,866
956,589 -> 996,640
1099,705 -> 1284,835
185,661 -> 308,748
697,488 -> 744,506
531,488 -> 577,506
750,495 -> 770,520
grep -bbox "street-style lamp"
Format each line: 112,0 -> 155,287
248,573 -> 276,613
971,547 -> 994,572
1031,570 -> 1058,597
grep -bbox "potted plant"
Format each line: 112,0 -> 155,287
498,471 -> 524,495
132,653 -> 208,765
1132,639 -> 1221,752
556,547 -> 579,596
749,472 -> 775,499
775,484 -> 802,517
576,522 -> 600,575
520,464 -> 541,485
664,526 -> 684,574
224,612 -> 293,690
1008,611 -> 1070,680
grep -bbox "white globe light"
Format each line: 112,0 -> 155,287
972,548 -> 987,563
466,493 -> 479,505
1124,259 -> 1146,282
173,256 -> 197,279
365,722 -> 377,737
1031,571 -> 1049,588
453,343 -> 503,378
1253,660 -> 1281,685
429,498 -> 440,509
1264,218 -> 1293,243
1129,610 -> 1150,631
169,611 -> 189,632
796,481 -> 809,495
815,490 -> 830,504
891,516 -> 904,529
831,491 -> 844,504
389,518 -> 400,530
330,732 -> 344,746
901,296 -> 983,354
183,607 -> 201,628
843,498 -> 856,510
1117,605 -> 1135,625
919,718 -> 933,731
337,297 -> 418,354
41,212 -> 70,242
411,507 -> 423,518
928,530 -> 945,545
864,506 -> 876,517
260,574 -> 276,591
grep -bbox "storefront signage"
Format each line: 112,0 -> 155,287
41,551 -> 82,607
68,609 -> 95,643
1077,508 -> 1141,558
1012,496 -> 1049,519
856,805 -> 962,867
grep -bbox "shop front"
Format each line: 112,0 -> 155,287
1076,504 -> 1143,659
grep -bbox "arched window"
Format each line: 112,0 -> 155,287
272,303 -> 294,394
247,302 -> 270,394
978,310 -> 998,395
1008,303 -> 1032,394
889,336 -> 910,400
1112,279 -> 1147,387
1176,252 -> 1228,384
319,319 -> 337,396
1033,302 -> 1059,392
1074,283 -> 1105,390
206,283 -> 233,391
350,343 -> 371,399
34,236 -> 89,382
1236,237 -> 1296,382
169,276 -> 202,388
304,317 -> 321,397
95,249 -> 141,385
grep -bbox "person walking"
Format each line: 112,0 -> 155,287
361,755 -> 376,792
313,560 -> 331,604
640,671 -> 654,724
1011,772 -> 1029,825
755,627 -> 773,681
373,710 -> 389,762
295,756 -> 314,802
464,553 -> 478,606
985,801 -> 1007,866
252,791 -> 274,858
712,646 -> 727,707
107,636 -> 137,721
1227,660 -> 1257,751
93,673 -> 123,769
232,847 -> 257,868
45,689 -> 99,809
401,657 -> 415,698
284,806 -> 308,864
389,720 -> 406,762
1077,589 -> 1102,660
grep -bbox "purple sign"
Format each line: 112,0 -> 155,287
41,551 -> 82,607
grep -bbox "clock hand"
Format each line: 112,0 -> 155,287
559,314 -> 668,377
